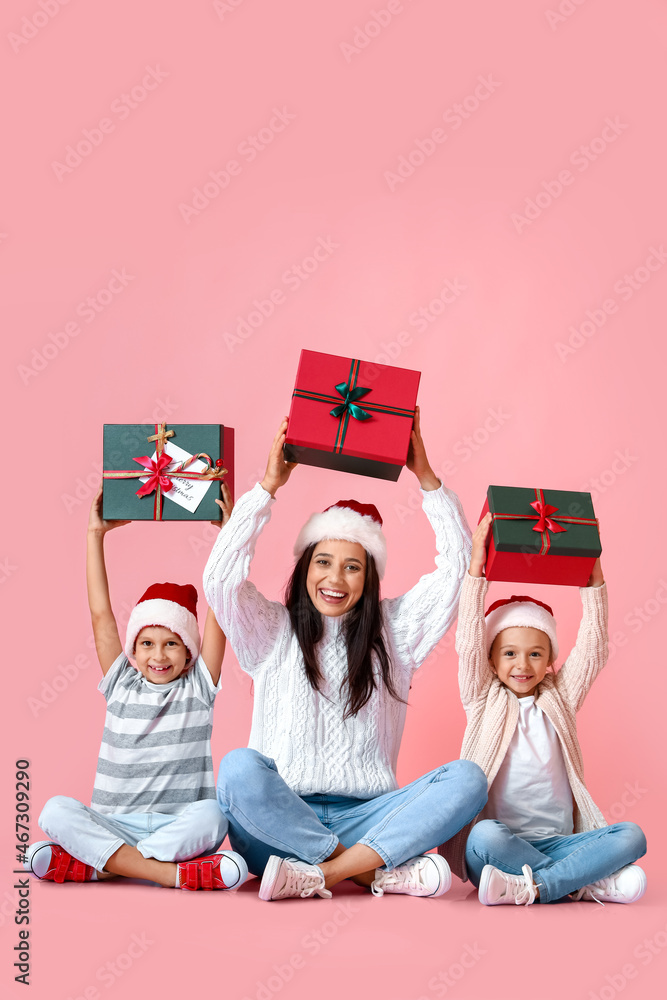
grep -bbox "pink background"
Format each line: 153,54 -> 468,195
2,2 -> 666,998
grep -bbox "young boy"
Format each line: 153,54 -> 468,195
25,485 -> 246,891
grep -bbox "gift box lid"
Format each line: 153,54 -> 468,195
287,350 -> 420,466
486,485 -> 602,557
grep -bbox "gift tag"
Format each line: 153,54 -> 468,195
139,441 -> 214,513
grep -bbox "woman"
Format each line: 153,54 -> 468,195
203,410 -> 486,900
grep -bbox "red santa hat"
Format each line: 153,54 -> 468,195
484,595 -> 559,660
125,583 -> 200,661
293,500 -> 387,579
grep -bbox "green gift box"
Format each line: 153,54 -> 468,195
102,423 -> 234,521
480,485 -> 601,586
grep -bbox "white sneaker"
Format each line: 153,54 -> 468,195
571,865 -> 647,904
259,856 -> 332,901
370,854 -> 451,897
478,864 -> 537,905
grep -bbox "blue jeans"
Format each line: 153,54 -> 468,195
38,795 -> 228,872
216,748 -> 487,876
465,819 -> 647,903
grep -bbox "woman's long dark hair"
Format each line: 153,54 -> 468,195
284,543 -> 404,718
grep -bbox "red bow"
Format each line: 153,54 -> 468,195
530,500 -> 567,535
133,453 -> 174,497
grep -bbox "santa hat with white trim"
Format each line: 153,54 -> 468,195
294,500 -> 387,579
485,595 -> 559,660
125,582 -> 200,661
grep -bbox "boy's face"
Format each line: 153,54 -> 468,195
489,626 -> 552,698
133,626 -> 190,683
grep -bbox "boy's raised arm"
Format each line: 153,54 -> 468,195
87,485 -> 128,675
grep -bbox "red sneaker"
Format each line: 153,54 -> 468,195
25,841 -> 94,883
176,850 -> 248,891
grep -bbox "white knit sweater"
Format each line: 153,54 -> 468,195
203,482 -> 471,798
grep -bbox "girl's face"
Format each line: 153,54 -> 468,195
133,626 -> 190,683
489,626 -> 552,698
306,539 -> 367,617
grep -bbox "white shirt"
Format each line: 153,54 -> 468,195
203,482 -> 471,799
484,694 -> 574,839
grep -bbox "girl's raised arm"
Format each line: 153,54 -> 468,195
554,558 -> 608,711
87,486 -> 128,676
456,513 -> 495,708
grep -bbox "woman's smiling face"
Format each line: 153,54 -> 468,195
306,540 -> 367,617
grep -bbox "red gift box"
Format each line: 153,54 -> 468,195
284,350 -> 420,481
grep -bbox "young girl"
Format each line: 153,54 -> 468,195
24,486 -> 247,891
204,411 -> 487,901
439,512 -> 647,905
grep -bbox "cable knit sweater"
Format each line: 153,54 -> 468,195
203,481 -> 471,799
438,573 -> 609,881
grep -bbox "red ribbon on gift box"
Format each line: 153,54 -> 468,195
103,423 -> 227,521
489,487 -> 598,555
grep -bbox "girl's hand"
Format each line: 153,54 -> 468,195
212,482 -> 234,527
406,407 -> 440,491
260,418 -> 298,497
469,512 -> 492,577
587,557 -> 604,587
88,485 -> 130,535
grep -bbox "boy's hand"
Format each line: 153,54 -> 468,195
470,512 -> 492,577
212,483 -> 234,527
587,557 -> 604,587
260,418 -> 298,497
406,407 -> 440,491
88,485 -> 130,535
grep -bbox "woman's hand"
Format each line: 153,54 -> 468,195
260,418 -> 298,497
88,485 -> 130,536
212,482 -> 234,526
587,557 -> 604,587
469,512 -> 492,577
406,407 -> 440,491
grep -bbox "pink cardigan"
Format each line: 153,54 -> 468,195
439,573 -> 609,882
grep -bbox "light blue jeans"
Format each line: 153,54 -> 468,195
38,795 -> 228,872
465,819 -> 647,902
216,748 -> 487,876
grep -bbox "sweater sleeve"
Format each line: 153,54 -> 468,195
381,483 -> 472,671
456,572 -> 494,710
203,483 -> 290,676
553,582 -> 608,711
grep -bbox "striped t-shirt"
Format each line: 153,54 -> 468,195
91,653 -> 220,815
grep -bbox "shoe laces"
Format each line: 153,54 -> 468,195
506,865 -> 537,905
371,858 -> 427,897
281,859 -> 330,899
571,871 -> 623,906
